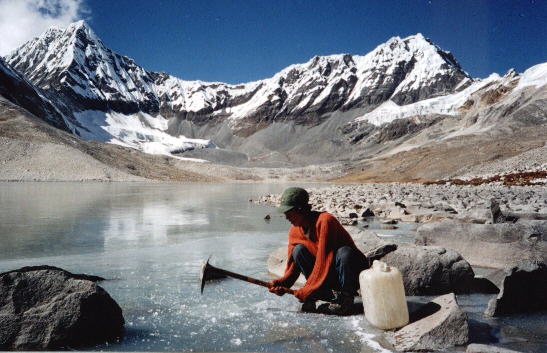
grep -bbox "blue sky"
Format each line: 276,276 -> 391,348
2,0 -> 546,84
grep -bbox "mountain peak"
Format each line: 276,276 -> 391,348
68,19 -> 87,29
403,32 -> 428,42
65,20 -> 98,41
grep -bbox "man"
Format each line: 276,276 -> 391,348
268,187 -> 369,315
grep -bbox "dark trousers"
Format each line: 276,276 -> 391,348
292,244 -> 369,299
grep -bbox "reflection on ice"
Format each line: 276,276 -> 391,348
104,202 -> 208,248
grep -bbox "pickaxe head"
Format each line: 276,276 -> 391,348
199,256 -> 212,294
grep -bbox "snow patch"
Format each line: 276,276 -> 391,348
516,62 -> 547,89
71,110 -> 212,161
354,74 -> 501,126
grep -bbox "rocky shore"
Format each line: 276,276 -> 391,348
261,183 -> 547,352
255,183 -> 547,225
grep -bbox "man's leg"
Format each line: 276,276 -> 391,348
291,244 -> 337,311
334,246 -> 369,294
318,246 -> 369,315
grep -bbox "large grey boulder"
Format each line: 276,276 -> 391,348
0,266 -> 124,350
484,260 -> 547,317
416,220 -> 547,269
351,228 -> 475,295
381,244 -> 475,295
386,293 -> 469,351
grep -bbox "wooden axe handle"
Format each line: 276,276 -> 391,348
211,266 -> 295,295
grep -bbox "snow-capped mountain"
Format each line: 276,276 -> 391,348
4,21 -> 215,158
6,21 -> 470,133
3,20 -> 545,165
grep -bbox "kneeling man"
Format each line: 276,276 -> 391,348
269,187 -> 369,315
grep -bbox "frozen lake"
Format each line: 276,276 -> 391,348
0,182 -> 392,352
1,182 -> 545,352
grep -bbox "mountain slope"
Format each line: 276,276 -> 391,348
0,98 -> 220,182
0,57 -> 68,131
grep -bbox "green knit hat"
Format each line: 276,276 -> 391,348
277,187 -> 309,213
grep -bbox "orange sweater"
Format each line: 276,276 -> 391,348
274,212 -> 366,302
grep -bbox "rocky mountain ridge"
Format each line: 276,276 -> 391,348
6,21 -> 470,135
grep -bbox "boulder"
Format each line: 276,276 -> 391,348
0,266 -> 124,350
466,343 -> 524,353
386,293 -> 469,351
416,220 -> 547,269
381,244 -> 475,295
484,260 -> 547,317
352,228 -> 475,295
350,228 -> 393,252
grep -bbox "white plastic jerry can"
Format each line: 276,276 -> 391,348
359,260 -> 409,330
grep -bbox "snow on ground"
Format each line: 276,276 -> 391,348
354,74 -> 501,126
516,62 -> 547,89
70,110 -> 213,162
355,61 -> 547,127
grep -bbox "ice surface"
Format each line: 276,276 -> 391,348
0,182 -> 394,353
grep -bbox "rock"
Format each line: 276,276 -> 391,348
264,214 -> 271,220
350,229 -> 475,295
380,224 -> 397,230
388,206 -> 408,219
467,320 -> 498,345
466,343 -> 524,353
386,293 -> 469,351
363,243 -> 398,264
361,208 -> 375,217
0,266 -> 124,350
465,277 -> 499,294
490,199 -> 518,223
350,228 -> 394,253
416,220 -> 547,269
484,260 -> 547,317
339,217 -> 358,226
381,219 -> 397,224
382,244 -> 475,295
348,212 -> 358,219
490,199 -> 547,223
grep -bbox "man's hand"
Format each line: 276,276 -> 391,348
269,286 -> 290,296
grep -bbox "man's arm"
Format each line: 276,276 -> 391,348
294,215 -> 336,301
